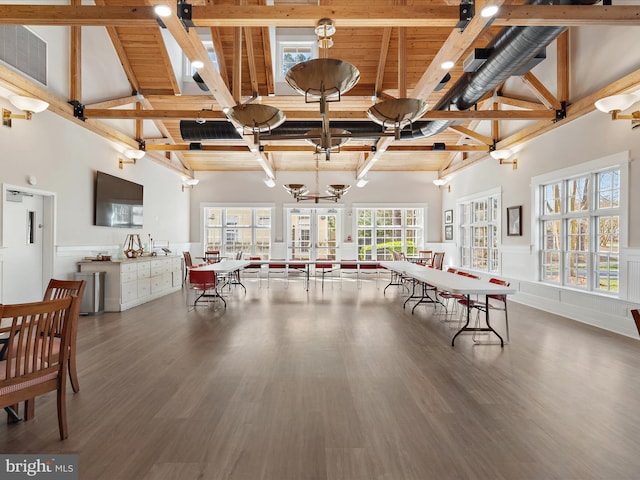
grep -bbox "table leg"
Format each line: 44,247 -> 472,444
451,294 -> 504,347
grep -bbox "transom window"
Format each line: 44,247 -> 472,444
355,207 -> 424,260
278,41 -> 315,80
459,193 -> 500,273
539,168 -> 620,293
203,206 -> 272,258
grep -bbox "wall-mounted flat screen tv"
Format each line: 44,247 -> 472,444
94,171 -> 143,228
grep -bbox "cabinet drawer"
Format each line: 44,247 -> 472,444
121,262 -> 137,274
138,278 -> 151,298
151,273 -> 172,293
138,262 -> 151,279
121,280 -> 138,303
121,270 -> 137,283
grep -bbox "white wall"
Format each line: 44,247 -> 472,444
445,109 -> 640,337
188,170 -> 443,247
0,96 -> 190,288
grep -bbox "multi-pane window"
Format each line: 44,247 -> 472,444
459,195 -> 500,273
280,42 -> 314,77
204,207 -> 272,258
355,207 -> 424,260
539,168 -> 619,293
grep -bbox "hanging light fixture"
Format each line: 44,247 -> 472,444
315,18 -> 335,50
284,155 -> 350,203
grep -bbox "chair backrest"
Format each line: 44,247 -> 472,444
419,250 -> 433,261
43,279 -> 86,336
183,251 -> 193,268
632,309 -> 640,336
446,267 -> 456,274
0,296 -> 77,389
247,256 -> 262,269
431,252 -> 445,270
268,260 -> 287,269
489,277 -> 509,302
205,250 -> 220,263
235,250 -> 243,260
188,269 -> 217,289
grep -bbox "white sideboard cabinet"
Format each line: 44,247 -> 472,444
78,256 -> 182,311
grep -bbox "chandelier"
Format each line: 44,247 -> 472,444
284,155 -> 350,203
222,18 -> 428,161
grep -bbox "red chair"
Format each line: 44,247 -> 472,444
267,260 -> 288,288
244,256 -> 264,287
467,277 -> 511,343
632,309 -> 640,336
188,269 -> 225,309
339,261 -> 360,288
315,260 -> 335,290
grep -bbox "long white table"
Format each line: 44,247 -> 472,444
379,261 -> 516,347
192,260 -> 251,292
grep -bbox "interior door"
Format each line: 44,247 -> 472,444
287,208 -> 341,260
3,192 -> 44,303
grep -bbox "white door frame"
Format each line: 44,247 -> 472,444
1,183 -> 56,301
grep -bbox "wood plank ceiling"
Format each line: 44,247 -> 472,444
2,1 -> 640,178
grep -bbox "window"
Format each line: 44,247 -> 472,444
185,40 -> 219,81
539,167 -> 620,293
354,207 -> 424,260
459,193 -> 500,273
277,41 -> 315,80
204,206 -> 272,258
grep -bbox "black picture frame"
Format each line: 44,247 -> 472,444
507,206 -> 522,236
444,209 -> 453,224
444,224 -> 453,241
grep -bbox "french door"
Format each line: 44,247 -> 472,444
286,208 -> 342,260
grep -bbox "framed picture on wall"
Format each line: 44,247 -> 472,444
444,224 -> 453,241
444,209 -> 453,224
507,205 -> 522,236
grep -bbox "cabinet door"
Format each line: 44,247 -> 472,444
122,279 -> 138,303
138,278 -> 151,298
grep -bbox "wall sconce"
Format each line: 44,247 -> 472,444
2,95 -> 49,128
595,93 -> 640,129
490,149 -> 518,169
433,178 -> 451,192
182,177 -> 199,192
119,149 -> 145,169
356,177 -> 369,188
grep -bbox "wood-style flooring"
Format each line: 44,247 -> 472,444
1,276 -> 639,480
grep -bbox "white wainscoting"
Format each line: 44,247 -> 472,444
502,246 -> 640,339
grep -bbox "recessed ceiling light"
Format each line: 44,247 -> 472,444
441,60 -> 455,70
154,5 -> 171,17
480,5 -> 499,17
191,60 -> 204,69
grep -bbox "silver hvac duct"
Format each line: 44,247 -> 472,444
401,0 -> 599,140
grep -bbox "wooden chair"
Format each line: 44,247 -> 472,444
42,279 -> 86,394
183,251 -> 194,282
633,309 -> 640,336
204,250 -> 221,263
0,295 -> 79,440
431,252 -> 445,270
418,250 -> 433,264
188,269 -> 226,309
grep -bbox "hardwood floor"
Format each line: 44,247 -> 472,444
2,276 -> 639,479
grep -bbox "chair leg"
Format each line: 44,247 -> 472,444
69,355 -> 80,393
57,380 -> 68,440
6,404 -> 21,423
24,398 -> 35,420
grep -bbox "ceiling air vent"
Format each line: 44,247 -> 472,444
0,25 -> 47,85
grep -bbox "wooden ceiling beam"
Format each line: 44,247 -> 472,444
3,5 -> 639,27
520,72 -> 561,110
210,27 -> 229,89
557,30 -> 570,103
447,125 -> 493,146
82,108 -> 555,121
145,144 -> 489,153
494,94 -> 546,111
442,67 -> 640,177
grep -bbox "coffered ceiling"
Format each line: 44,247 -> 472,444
1,1 -> 639,180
